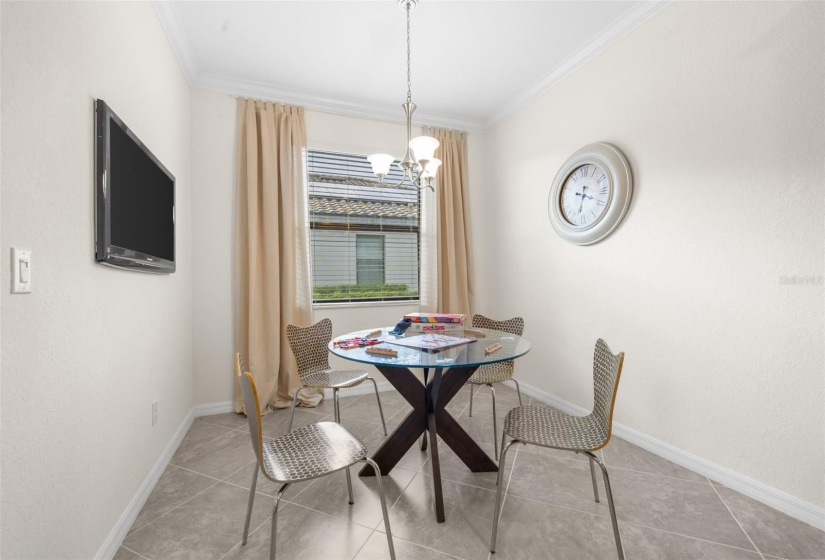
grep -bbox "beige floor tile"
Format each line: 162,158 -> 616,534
222,502 -> 373,560
354,532 -> 460,560
491,494 -> 619,560
714,483 -> 825,559
609,473 -> 755,550
170,429 -> 258,480
123,482 -> 274,560
419,441 -> 507,492
602,436 -> 708,483
381,473 -> 497,560
129,465 -> 216,534
222,460 -> 316,502
291,466 -> 417,529
620,523 -> 763,559
112,547 -> 143,560
173,422 -> 236,459
196,412 -> 249,431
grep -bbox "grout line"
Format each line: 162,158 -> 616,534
350,529 -> 376,560
598,463 -> 711,486
168,464 -> 238,484
619,517 -> 772,557
709,478 -> 766,559
216,506 -> 276,560
119,544 -> 152,560
124,478 -> 221,539
172,427 -> 237,457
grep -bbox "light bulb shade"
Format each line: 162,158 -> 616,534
421,158 -> 441,179
367,153 -> 395,177
409,136 -> 440,163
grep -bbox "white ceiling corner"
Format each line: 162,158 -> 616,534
151,0 -> 199,84
483,0 -> 674,130
153,1 -> 672,133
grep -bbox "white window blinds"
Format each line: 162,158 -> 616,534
308,149 -> 420,303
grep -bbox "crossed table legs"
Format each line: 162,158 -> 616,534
358,364 -> 498,522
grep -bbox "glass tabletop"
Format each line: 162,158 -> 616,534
328,327 -> 531,369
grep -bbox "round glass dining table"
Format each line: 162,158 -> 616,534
329,326 -> 531,523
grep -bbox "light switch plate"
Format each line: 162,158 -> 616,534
12,248 -> 31,294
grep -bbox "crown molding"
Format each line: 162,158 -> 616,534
151,0 -> 198,84
483,0 -> 673,130
192,74 -> 485,132
153,0 -> 673,134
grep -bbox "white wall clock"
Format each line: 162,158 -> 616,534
547,143 -> 632,246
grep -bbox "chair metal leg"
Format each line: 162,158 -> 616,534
363,457 -> 396,560
469,383 -> 476,417
269,483 -> 290,560
287,387 -> 304,434
345,467 -> 354,504
586,452 -> 624,560
588,455 -> 600,503
490,384 -> 498,460
333,388 -> 340,422
242,463 -> 259,545
490,439 -> 518,553
512,378 -> 523,407
368,377 -> 388,436
420,432 -> 428,451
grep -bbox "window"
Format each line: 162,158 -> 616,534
356,234 -> 385,285
308,149 -> 420,303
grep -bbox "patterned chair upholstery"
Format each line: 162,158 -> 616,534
466,314 -> 525,459
490,339 -> 626,560
285,318 -> 387,435
234,354 -> 395,560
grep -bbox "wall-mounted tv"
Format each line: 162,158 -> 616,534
95,99 -> 175,273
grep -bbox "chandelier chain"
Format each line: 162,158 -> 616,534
406,1 -> 412,103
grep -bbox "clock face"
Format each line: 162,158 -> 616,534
560,163 -> 610,227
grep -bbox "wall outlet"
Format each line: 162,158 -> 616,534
152,401 -> 158,426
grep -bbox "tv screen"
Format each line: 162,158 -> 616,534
95,100 -> 176,273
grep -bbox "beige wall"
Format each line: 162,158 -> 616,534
482,1 -> 824,508
190,89 -> 488,404
0,2 -> 193,558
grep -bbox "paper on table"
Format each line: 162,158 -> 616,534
386,333 -> 477,351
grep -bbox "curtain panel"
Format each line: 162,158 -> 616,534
235,99 -> 321,414
423,127 -> 475,317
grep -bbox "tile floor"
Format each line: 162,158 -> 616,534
116,385 -> 825,560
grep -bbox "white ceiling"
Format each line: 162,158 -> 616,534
153,1 -> 670,131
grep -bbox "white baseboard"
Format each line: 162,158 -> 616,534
517,381 -> 825,531
193,400 -> 234,416
95,409 -> 195,560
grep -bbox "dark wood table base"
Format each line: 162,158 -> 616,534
359,364 -> 498,522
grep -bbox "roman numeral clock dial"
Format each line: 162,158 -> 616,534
548,143 -> 633,246
560,164 -> 610,227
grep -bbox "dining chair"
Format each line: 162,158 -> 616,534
466,314 -> 525,459
286,318 -> 387,435
235,354 -> 396,560
490,339 -> 625,559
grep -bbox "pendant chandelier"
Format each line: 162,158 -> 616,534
368,0 -> 441,191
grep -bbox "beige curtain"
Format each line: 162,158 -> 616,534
235,99 -> 321,414
424,127 -> 474,316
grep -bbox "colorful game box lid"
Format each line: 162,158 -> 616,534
403,313 -> 466,324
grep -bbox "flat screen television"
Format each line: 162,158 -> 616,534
95,99 -> 176,273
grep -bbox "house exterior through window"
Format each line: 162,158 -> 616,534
308,150 -> 420,303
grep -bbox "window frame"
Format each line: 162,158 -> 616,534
307,148 -> 422,306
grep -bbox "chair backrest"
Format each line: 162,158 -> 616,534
286,318 -> 333,380
588,339 -> 624,448
235,353 -> 264,464
471,314 -> 525,337
471,314 -> 525,380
